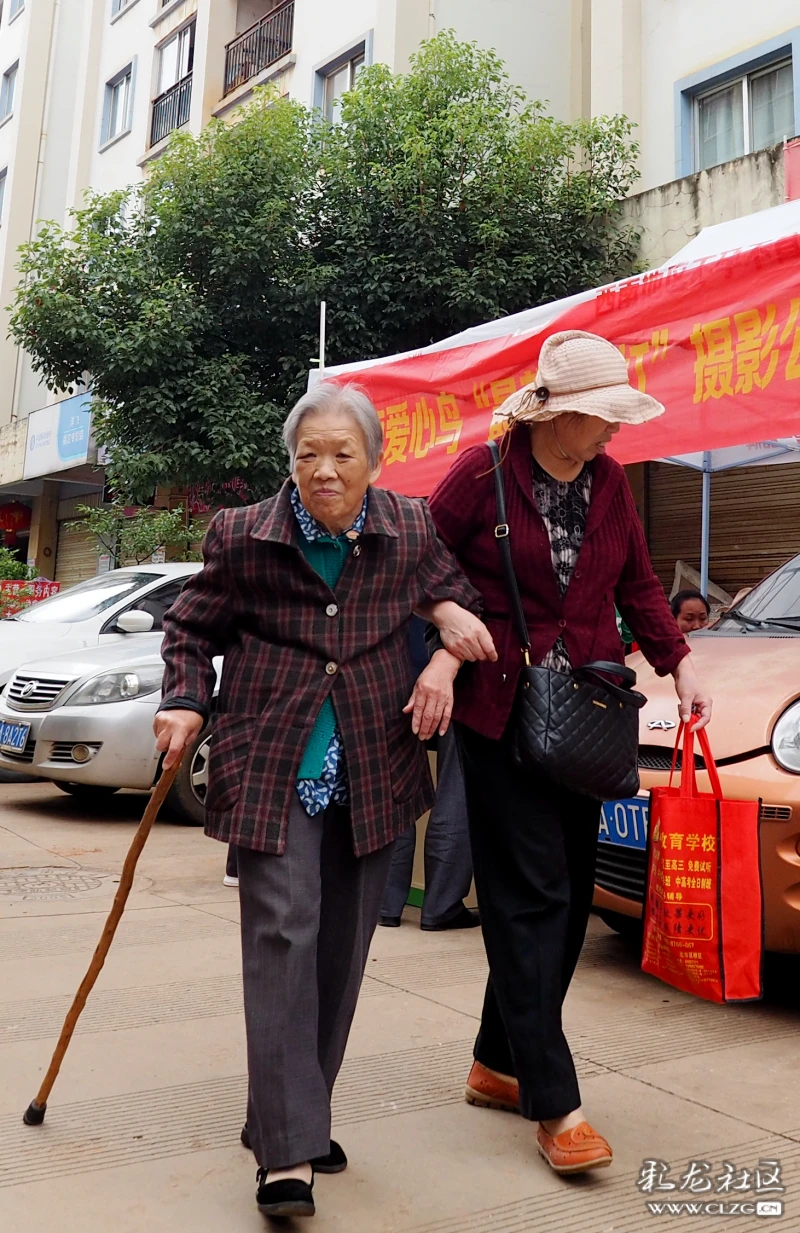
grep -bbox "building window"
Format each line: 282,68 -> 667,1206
158,22 -> 195,95
695,58 -> 794,171
111,0 -> 133,16
151,22 -> 195,145
0,62 -> 17,121
323,50 -> 364,122
8,0 -> 22,19
101,65 -> 133,145
0,168 -> 7,223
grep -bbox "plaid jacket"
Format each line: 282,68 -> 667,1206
160,481 -> 481,856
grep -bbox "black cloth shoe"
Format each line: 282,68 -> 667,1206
379,914 -> 402,927
421,905 -> 480,932
242,1125 -> 348,1174
256,1168 -> 315,1218
312,1140 -> 348,1174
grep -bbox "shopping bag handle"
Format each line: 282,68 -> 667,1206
669,722 -> 723,799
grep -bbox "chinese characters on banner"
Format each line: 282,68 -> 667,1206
330,233 -> 800,496
0,580 -> 60,619
642,800 -> 722,995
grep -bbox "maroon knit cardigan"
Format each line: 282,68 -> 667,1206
427,426 -> 689,741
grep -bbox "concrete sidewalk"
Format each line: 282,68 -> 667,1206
1,781 -> 800,1232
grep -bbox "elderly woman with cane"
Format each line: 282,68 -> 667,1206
427,331 -> 712,1176
153,382 -> 494,1219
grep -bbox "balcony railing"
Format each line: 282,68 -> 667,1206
151,73 -> 193,146
224,1 -> 294,96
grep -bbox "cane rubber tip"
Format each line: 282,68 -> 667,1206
23,1102 -> 46,1126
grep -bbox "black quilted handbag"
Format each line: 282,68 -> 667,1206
488,440 -> 646,802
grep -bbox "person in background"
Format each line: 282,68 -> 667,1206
223,843 -> 238,888
671,589 -> 711,635
379,619 -> 478,931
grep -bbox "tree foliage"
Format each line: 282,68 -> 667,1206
10,32 -> 639,504
72,502 -> 206,566
0,547 -> 35,581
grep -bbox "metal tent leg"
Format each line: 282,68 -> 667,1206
700,452 -> 711,596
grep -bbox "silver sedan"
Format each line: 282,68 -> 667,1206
0,638 -> 214,823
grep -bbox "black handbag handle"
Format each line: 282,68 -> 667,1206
488,440 -> 532,657
487,440 -> 638,693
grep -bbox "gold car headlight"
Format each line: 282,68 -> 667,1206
772,701 -> 800,773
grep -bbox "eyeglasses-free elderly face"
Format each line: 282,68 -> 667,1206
291,409 -> 382,537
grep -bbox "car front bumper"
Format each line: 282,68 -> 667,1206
0,696 -> 161,790
592,754 -> 800,954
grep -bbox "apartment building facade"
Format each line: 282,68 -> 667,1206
0,0 -> 798,580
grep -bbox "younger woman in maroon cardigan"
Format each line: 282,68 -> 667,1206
428,330 -> 711,1176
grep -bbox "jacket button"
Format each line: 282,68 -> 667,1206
325,662 -> 338,675
559,619 -> 567,629
326,604 -> 338,617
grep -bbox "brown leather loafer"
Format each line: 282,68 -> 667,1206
464,1060 -> 520,1113
537,1121 -> 613,1174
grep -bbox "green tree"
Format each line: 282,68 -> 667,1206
10,33 -> 639,504
316,32 -> 640,361
0,547 -> 35,581
72,502 -> 207,567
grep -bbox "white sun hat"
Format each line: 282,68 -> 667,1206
493,329 -> 665,427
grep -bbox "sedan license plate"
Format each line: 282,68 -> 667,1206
0,719 -> 30,755
599,797 -> 648,850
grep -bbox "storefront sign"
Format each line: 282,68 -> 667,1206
0,579 -> 60,619
24,394 -> 92,480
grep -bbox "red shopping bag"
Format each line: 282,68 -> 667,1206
641,724 -> 764,1003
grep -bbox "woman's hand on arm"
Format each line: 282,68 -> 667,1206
418,599 -> 498,663
403,649 -> 461,740
672,657 -> 713,731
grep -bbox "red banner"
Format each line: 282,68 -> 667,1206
331,234 -> 800,495
0,579 -> 60,619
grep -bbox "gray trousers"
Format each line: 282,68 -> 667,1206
381,724 -> 473,926
237,797 -> 394,1169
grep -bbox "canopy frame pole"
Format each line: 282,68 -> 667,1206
700,451 -> 712,597
319,301 -> 327,378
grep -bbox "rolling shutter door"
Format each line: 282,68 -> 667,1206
647,461 -> 800,596
55,520 -> 99,588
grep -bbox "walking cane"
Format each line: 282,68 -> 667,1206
22,756 -> 184,1127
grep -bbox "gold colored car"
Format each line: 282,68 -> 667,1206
593,553 -> 800,952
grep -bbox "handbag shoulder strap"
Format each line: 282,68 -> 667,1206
487,440 -> 531,657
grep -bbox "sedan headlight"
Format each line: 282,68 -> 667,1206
772,700 -> 800,773
70,665 -> 165,706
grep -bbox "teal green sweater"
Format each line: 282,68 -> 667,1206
296,534 -> 353,780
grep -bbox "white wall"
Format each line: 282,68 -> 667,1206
638,0 -> 800,191
289,0 -> 380,109
0,1 -> 29,277
435,0 -> 574,121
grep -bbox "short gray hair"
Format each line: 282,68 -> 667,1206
283,382 -> 384,470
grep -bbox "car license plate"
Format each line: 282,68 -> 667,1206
0,719 -> 31,755
599,797 -> 649,850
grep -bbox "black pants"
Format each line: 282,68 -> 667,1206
457,722 -> 601,1123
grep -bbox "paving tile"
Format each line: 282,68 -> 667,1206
2,788 -> 799,1232
623,1035 -> 800,1133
